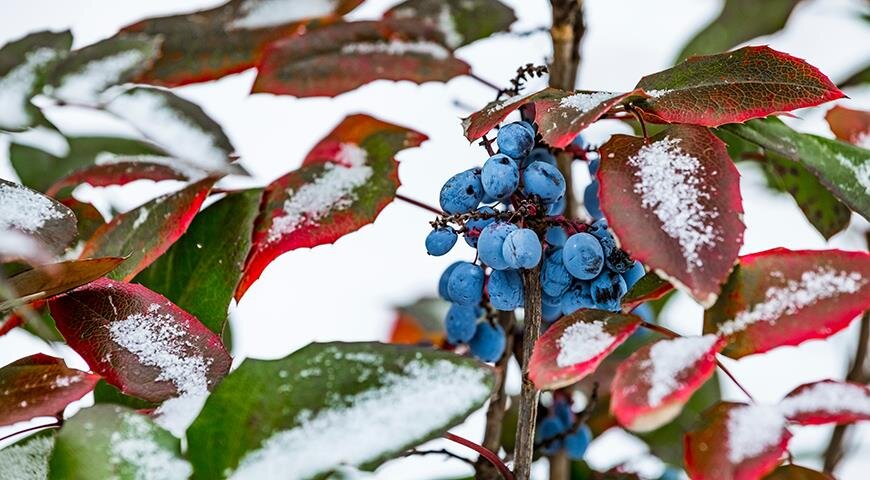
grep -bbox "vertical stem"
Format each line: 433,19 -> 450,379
475,311 -> 516,480
549,451 -> 570,479
513,266 -> 543,479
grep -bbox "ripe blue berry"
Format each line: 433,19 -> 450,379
425,227 -> 457,256
469,322 -> 506,362
583,181 -> 602,219
488,269 -> 524,311
481,154 -> 520,200
518,120 -> 535,137
587,157 -> 600,175
445,304 -> 480,344
545,226 -> 567,247
523,147 -> 556,168
502,228 -> 542,269
547,195 -> 566,215
563,233 -> 604,280
572,133 -> 586,149
464,206 -> 496,247
587,218 -> 615,257
447,262 -> 484,306
589,269 -> 627,311
439,168 -> 483,214
523,161 -> 566,204
497,122 -> 535,159
564,424 -> 592,460
438,261 -> 463,301
561,281 -> 595,315
554,399 -> 574,428
542,250 -> 571,297
478,222 -> 518,270
536,416 -> 564,455
543,299 -> 562,322
621,260 -> 645,290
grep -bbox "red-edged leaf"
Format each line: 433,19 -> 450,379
0,257 -> 124,312
764,465 -> 835,480
621,271 -> 674,313
60,198 -> 105,241
777,380 -> 870,426
121,0 -> 363,87
384,0 -> 516,49
704,248 -> 870,358
46,158 -> 195,197
79,177 -> 216,281
634,46 -> 845,126
48,278 -> 231,406
599,125 -> 744,307
529,309 -> 641,390
685,402 -> 791,480
253,19 -> 470,98
611,334 -> 724,432
0,179 -> 77,262
825,105 -> 870,147
0,354 -> 99,427
389,298 -> 447,346
461,89 -> 541,141
531,88 -> 645,148
236,114 -> 426,299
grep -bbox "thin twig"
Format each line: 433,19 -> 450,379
395,194 -> 444,216
469,73 -> 503,92
513,266 -> 544,479
402,448 -> 475,466
444,432 -> 514,480
0,420 -> 62,444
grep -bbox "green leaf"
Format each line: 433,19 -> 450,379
0,30 -> 72,131
135,189 -> 261,337
675,0 -> 801,62
9,136 -> 163,193
187,342 -> 494,479
839,62 -> 870,88
723,117 -> 870,220
0,431 -> 56,480
763,152 -> 851,239
384,0 -> 516,48
48,405 -> 191,480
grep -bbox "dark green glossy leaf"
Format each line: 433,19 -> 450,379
135,189 -> 261,337
384,0 -> 516,48
187,342 -> 494,479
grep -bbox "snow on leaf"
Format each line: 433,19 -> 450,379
610,335 -> 724,432
599,125 -> 744,307
529,310 -> 641,390
384,0 -> 516,49
461,89 -> 541,141
704,248 -> 870,358
778,380 -> 870,425
0,354 -> 100,427
237,114 -> 426,299
0,179 -> 77,259
228,0 -> 360,30
0,434 -> 54,480
531,88 -> 643,148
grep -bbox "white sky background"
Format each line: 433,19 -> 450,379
1,0 -> 869,478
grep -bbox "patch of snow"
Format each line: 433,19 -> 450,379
0,229 -> 42,260
556,321 -> 613,368
854,131 -> 870,149
645,89 -> 672,98
627,136 -> 720,272
52,50 -> 148,104
227,359 -> 489,480
340,40 -> 450,60
0,182 -> 66,233
94,153 -> 208,181
54,375 -> 83,388
726,404 -> 786,463
436,5 -> 463,48
778,382 -> 870,419
9,125 -> 70,157
643,335 -> 718,407
833,153 -> 870,194
717,267 -> 865,336
0,435 -> 54,480
131,207 -> 150,229
267,143 -> 372,244
558,92 -> 621,113
228,0 -> 338,30
0,48 -> 57,129
110,412 -> 192,480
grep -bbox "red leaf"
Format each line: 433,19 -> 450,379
704,248 -> 870,358
825,105 -> 870,147
0,257 -> 124,312
529,309 -> 641,390
611,335 -> 725,432
46,159 -> 194,197
685,402 -> 791,480
0,354 -> 99,427
531,88 -> 645,148
598,125 -> 744,307
634,46 -> 844,126
778,380 -> 870,425
79,178 -> 216,281
48,278 -> 231,404
253,19 -> 470,98
461,89 -> 541,141
236,114 -> 426,299
620,271 -> 674,313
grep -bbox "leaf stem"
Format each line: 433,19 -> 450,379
513,266 -> 543,479
0,420 -> 62,444
469,72 -> 503,92
395,193 -> 444,216
444,432 -> 514,480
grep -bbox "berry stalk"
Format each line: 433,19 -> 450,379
513,265 -> 544,479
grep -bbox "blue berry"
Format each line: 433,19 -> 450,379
543,300 -> 562,323
463,206 -> 496,247
502,228 -> 542,269
447,262 -> 484,306
518,120 -> 535,137
561,281 -> 594,315
523,161 -> 565,204
572,133 -> 586,149
497,122 -> 535,159
547,195 -> 566,215
563,233 -> 604,280
478,222 -> 518,270
554,400 -> 574,428
469,322 -> 506,362
589,269 -> 627,311
425,227 -> 457,256
657,467 -> 682,480
536,416 -> 564,455
439,168 -> 483,214
564,424 -> 592,460
583,181 -> 602,219
488,269 -> 524,311
545,226 -> 567,247
438,262 -> 463,300
542,250 -> 571,297
588,157 -> 600,176
445,304 -> 480,344
632,303 -> 654,323
481,154 -> 519,200
622,260 -> 645,289
587,218 -> 615,257
523,147 -> 556,168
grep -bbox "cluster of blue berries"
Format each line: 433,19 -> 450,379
426,121 -> 643,363
535,397 -> 593,460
